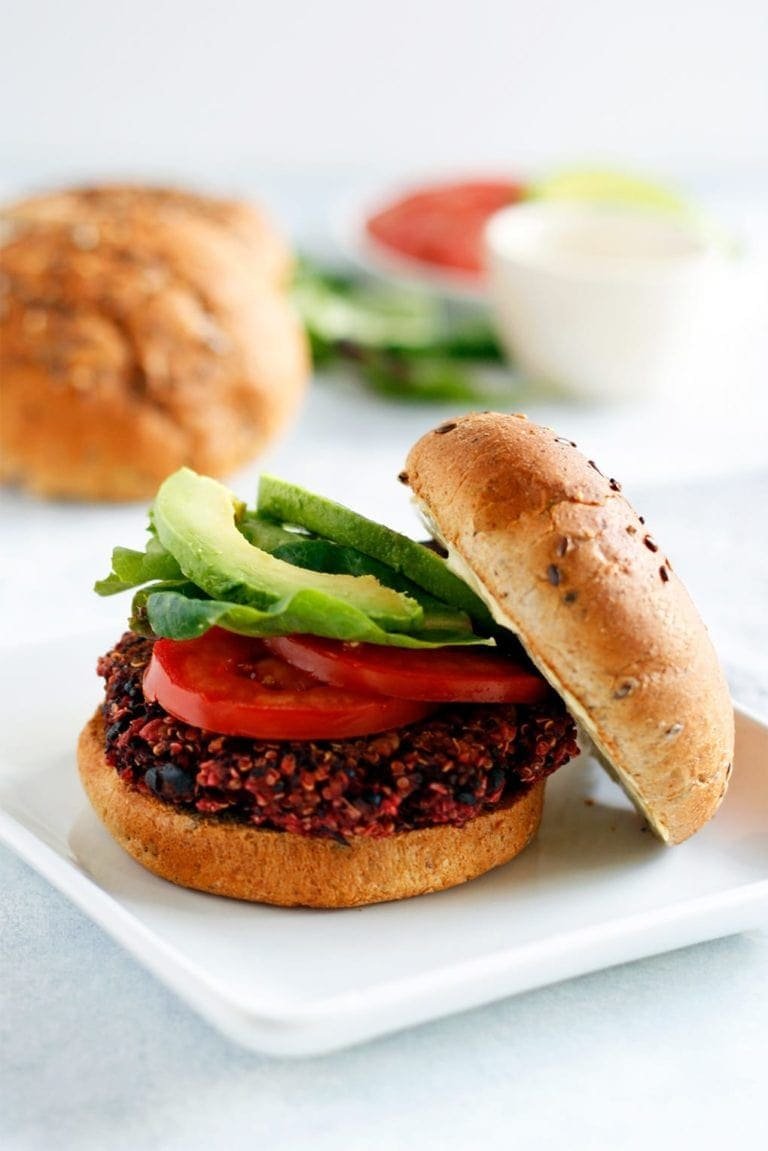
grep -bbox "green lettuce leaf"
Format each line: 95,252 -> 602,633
257,475 -> 494,629
240,520 -> 474,637
146,588 -> 486,648
95,540 -> 183,596
96,476 -> 491,648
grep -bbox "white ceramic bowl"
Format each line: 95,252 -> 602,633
484,202 -> 729,402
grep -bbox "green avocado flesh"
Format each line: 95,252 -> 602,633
96,468 -> 489,648
257,475 -> 494,630
240,518 -> 474,636
151,469 -> 420,631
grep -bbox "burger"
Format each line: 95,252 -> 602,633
78,413 -> 734,907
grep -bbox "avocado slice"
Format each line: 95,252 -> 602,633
257,476 -> 494,630
151,469 -> 422,633
239,518 -> 474,637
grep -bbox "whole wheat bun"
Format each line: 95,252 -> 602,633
78,712 -> 545,909
0,184 -> 309,501
404,412 -> 734,844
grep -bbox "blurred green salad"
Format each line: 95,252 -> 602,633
291,260 -> 510,404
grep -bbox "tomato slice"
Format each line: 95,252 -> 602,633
366,180 -> 525,273
264,635 -> 551,704
143,629 -> 436,740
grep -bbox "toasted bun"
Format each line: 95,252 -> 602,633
405,412 -> 734,844
0,184 -> 309,501
78,712 -> 545,908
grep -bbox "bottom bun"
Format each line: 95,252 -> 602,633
78,712 -> 545,908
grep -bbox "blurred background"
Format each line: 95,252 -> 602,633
1,0 -> 767,595
3,0 -> 767,427
3,0 -> 767,187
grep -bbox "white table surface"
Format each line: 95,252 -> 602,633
2,182 -> 768,1149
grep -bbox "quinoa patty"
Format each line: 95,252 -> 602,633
98,632 -> 579,841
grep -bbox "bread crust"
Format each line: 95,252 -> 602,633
2,184 -> 293,288
78,712 -> 545,908
405,412 -> 734,844
0,185 -> 308,501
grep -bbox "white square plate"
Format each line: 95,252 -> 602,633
1,629 -> 767,1057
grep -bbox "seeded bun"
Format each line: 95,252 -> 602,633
0,184 -> 309,501
78,712 -> 545,908
404,412 -> 734,844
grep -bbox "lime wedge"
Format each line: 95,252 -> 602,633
530,168 -> 689,214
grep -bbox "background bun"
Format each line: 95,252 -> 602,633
78,712 -> 545,908
405,412 -> 734,844
0,184 -> 309,500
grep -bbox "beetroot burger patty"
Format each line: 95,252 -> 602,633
98,633 -> 579,842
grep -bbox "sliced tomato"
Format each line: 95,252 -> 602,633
366,180 -> 525,273
143,629 -> 436,740
264,635 -> 551,704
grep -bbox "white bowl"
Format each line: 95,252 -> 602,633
484,201 -> 730,402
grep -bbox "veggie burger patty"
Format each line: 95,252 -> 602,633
99,632 -> 579,842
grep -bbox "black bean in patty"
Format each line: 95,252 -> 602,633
98,632 -> 579,841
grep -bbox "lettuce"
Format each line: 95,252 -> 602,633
97,502 -> 488,647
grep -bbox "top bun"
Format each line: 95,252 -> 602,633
0,184 -> 309,501
405,412 -> 734,843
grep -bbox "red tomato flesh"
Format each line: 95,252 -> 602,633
264,635 -> 551,704
366,180 -> 525,274
143,629 -> 436,740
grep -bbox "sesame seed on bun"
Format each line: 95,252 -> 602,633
405,412 -> 734,844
